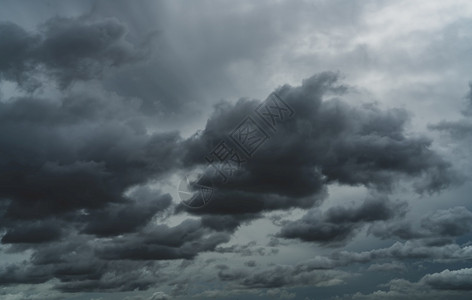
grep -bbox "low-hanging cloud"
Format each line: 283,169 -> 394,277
0,9 -> 464,297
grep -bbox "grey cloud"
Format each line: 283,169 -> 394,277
148,292 -> 170,300
215,241 -> 278,256
420,207 -> 472,237
1,219 -> 64,244
200,213 -> 259,232
54,261 -> 159,293
0,10 -> 234,295
80,192 -> 172,237
0,16 -> 145,90
350,268 -> 472,300
369,206 -> 472,241
0,235 -> 169,293
0,3 -> 466,297
0,13 -> 198,293
217,262 -> 349,289
277,196 -> 407,246
0,263 -> 52,285
0,237 -> 106,289
180,72 -> 456,234
350,278 -> 472,300
368,221 -> 425,241
261,239 -> 472,274
0,68 -> 460,297
0,91 -> 181,224
244,260 -> 256,267
463,82 -> 472,115
430,120 -> 472,138
333,240 -> 472,264
256,239 -> 472,282
367,262 -> 406,272
429,82 -> 472,139
202,243 -> 472,297
95,219 -> 231,261
422,268 -> 472,291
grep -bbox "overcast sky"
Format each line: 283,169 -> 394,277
1,1 -> 472,299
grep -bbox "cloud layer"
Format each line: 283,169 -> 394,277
0,1 -> 471,299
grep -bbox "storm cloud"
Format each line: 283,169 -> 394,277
179,72 -> 456,233
0,16 -> 145,90
0,1 -> 471,299
278,196 -> 407,246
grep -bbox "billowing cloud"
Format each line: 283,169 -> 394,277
0,1 -> 471,299
179,72 -> 456,237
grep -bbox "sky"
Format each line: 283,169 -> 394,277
0,0 -> 472,299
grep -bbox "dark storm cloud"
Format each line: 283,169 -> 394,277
0,237 -> 103,288
0,8 -> 255,296
369,206 -> 472,241
0,16 -> 145,90
277,196 -> 407,246
203,238 -> 472,293
0,70 -> 459,294
260,205 -> 472,272
95,219 -> 231,260
0,218 -> 227,292
200,213 -> 259,232
1,219 -> 64,244
18,241 -> 158,293
54,261 -> 160,293
243,238 -> 471,285
80,192 -> 172,237
0,262 -> 52,285
0,11 -> 222,294
179,72 -> 457,233
0,92 -> 181,223
0,7 -> 462,296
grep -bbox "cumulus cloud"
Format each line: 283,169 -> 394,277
0,65 -> 459,293
179,72 -> 457,236
0,12 -> 223,294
